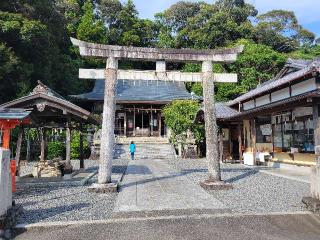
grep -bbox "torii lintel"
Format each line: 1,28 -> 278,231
71,38 -> 244,63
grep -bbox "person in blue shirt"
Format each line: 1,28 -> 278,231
129,141 -> 136,160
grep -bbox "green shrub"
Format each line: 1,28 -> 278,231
47,141 -> 65,160
71,131 -> 90,159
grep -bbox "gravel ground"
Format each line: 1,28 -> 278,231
14,157 -> 129,224
168,157 -> 310,213
19,159 -> 99,176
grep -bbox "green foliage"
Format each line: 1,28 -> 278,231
0,0 -> 318,108
156,0 -> 257,49
99,0 -> 158,47
47,141 -> 66,159
255,10 -> 315,52
288,45 -> 320,60
163,100 -> 201,144
77,1 -> 107,43
71,131 -> 90,159
216,39 -> 287,101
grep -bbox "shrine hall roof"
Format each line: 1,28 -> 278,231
0,108 -> 31,120
195,103 -> 240,123
71,79 -> 199,103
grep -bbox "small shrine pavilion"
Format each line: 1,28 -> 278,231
0,81 -> 98,174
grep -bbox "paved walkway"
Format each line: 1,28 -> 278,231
114,144 -> 226,214
259,167 -> 310,183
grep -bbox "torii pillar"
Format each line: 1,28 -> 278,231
98,57 -> 118,184
71,38 -> 242,192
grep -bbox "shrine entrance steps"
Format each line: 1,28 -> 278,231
116,136 -> 169,144
113,143 -> 227,218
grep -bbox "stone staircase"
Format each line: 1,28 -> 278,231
114,143 -> 175,161
116,136 -> 169,144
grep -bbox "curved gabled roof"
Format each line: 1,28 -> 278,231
0,81 -> 98,125
71,79 -> 200,103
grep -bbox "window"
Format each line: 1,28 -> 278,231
271,108 -> 314,153
256,116 -> 272,143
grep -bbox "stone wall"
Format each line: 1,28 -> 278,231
0,148 -> 12,217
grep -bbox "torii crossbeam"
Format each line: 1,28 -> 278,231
71,38 -> 243,191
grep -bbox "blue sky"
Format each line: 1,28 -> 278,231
133,0 -> 320,37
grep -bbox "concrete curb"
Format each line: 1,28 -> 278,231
259,169 -> 310,184
17,170 -> 99,189
80,170 -> 98,186
15,211 -> 313,229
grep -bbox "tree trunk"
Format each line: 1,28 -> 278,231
15,127 -> 24,176
98,57 -> 118,184
202,61 -> 221,181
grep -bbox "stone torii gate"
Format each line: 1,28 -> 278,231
71,38 -> 243,191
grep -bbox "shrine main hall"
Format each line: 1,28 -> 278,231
71,79 -> 198,138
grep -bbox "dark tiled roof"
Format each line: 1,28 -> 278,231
0,82 -> 96,124
215,103 -> 239,119
71,79 -> 199,102
0,108 -> 31,120
227,60 -> 320,107
196,102 -> 239,123
286,58 -> 314,70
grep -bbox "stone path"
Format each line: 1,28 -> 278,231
114,144 -> 226,214
259,167 -> 310,184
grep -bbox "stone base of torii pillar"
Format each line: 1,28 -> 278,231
200,179 -> 233,191
88,183 -> 118,193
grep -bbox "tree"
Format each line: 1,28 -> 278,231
255,10 -> 315,52
156,0 -> 257,49
99,0 -> 157,47
163,100 -> 201,145
0,1 -> 88,103
288,45 -> 320,60
77,0 -> 107,43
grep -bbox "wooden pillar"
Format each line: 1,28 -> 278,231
98,57 -> 118,184
151,107 -> 154,136
312,103 -> 320,199
65,123 -> 71,169
2,128 -> 10,149
250,119 -> 257,165
79,124 -> 84,169
15,127 -> 24,176
219,129 -> 224,163
313,104 -> 320,164
39,128 -> 45,161
158,113 -> 162,137
141,111 -> 144,134
133,106 -> 136,137
202,61 -> 221,181
238,123 -> 243,163
124,112 -> 127,137
26,129 -> 30,162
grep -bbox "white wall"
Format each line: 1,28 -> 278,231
256,94 -> 270,107
271,87 -> 290,102
243,100 -> 255,110
291,78 -> 316,96
0,148 -> 12,217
